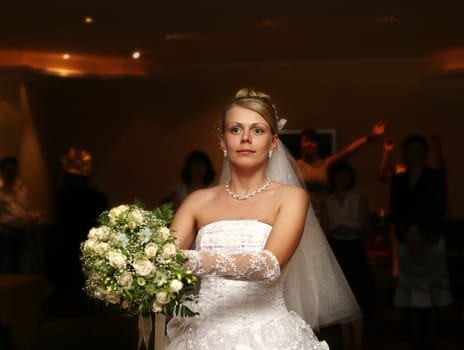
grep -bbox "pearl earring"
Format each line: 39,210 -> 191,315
223,150 -> 228,158
268,150 -> 273,159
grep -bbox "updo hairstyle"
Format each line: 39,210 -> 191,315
221,88 -> 279,135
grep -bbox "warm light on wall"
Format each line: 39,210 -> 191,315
0,50 -> 150,77
84,17 -> 94,24
44,67 -> 83,77
436,48 -> 464,71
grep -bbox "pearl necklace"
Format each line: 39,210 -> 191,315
225,177 -> 271,201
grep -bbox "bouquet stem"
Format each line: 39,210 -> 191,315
154,313 -> 166,350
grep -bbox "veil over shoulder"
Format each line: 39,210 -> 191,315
219,140 -> 361,329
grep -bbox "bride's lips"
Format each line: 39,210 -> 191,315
237,149 -> 255,155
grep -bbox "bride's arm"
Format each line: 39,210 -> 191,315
181,186 -> 309,282
170,190 -> 204,250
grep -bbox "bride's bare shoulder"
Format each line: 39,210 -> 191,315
272,182 -> 309,201
183,184 -> 223,203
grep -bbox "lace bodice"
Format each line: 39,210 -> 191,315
190,220 -> 286,317
166,220 -> 329,349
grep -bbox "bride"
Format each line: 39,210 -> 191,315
166,88 -> 360,349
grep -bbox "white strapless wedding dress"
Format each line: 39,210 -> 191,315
166,220 -> 329,349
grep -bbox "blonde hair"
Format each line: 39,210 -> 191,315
221,88 -> 279,135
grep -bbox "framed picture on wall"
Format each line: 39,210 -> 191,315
278,129 -> 337,159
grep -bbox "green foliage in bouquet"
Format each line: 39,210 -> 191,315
80,202 -> 198,318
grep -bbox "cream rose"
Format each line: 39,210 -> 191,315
159,226 -> 171,239
94,242 -> 110,255
144,243 -> 159,258
162,243 -> 177,260
83,239 -> 98,252
152,302 -> 163,313
88,226 -> 111,241
107,251 -> 127,269
128,209 -> 144,225
94,288 -> 106,300
169,279 -> 184,294
87,227 -> 99,240
118,272 -> 133,288
108,204 -> 130,224
155,290 -> 170,304
105,291 -> 120,304
90,271 -> 102,282
133,259 -> 155,276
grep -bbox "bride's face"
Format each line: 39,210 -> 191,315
221,105 -> 277,167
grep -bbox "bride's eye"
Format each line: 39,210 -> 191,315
252,128 -> 264,135
230,126 -> 242,135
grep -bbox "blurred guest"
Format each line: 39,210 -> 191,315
390,134 -> 452,350
53,148 -> 108,295
320,161 -> 373,350
164,150 -> 216,211
0,157 -> 39,273
297,121 -> 385,216
378,134 -> 447,182
378,135 -> 447,278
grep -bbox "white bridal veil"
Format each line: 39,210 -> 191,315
219,140 -> 361,330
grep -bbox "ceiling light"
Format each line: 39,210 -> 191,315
84,17 -> 93,24
62,53 -> 70,60
132,51 -> 141,59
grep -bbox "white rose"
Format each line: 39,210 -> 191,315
155,290 -> 170,304
133,259 -> 155,276
159,227 -> 171,239
169,279 -> 183,294
107,251 -> 127,269
83,239 -> 98,251
94,288 -> 106,300
128,221 -> 137,230
87,227 -> 99,240
162,243 -> 177,260
108,204 -> 130,224
89,226 -> 111,240
152,302 -> 163,313
90,271 -> 102,282
128,209 -> 144,225
98,226 -> 111,240
94,242 -> 110,255
144,243 -> 159,258
118,272 -> 133,288
105,292 -> 120,304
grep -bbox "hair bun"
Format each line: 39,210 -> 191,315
235,88 -> 270,101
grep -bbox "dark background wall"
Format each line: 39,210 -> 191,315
0,56 -> 462,221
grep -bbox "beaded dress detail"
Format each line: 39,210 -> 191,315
166,220 -> 329,349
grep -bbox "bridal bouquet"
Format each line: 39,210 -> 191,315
80,202 -> 197,318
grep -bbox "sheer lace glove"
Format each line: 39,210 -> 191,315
182,250 -> 281,282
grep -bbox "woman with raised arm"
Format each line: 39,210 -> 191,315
166,88 -> 360,349
297,122 -> 385,216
